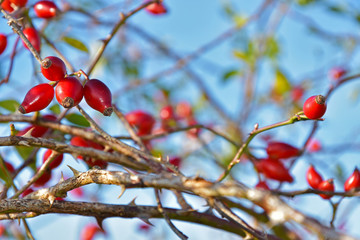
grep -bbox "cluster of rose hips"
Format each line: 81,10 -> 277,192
18,56 -> 113,116
306,165 -> 360,200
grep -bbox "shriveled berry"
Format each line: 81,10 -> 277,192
10,0 -> 27,7
318,179 -> 335,199
125,110 -> 155,135
266,141 -> 299,160
145,2 -> 167,15
303,95 -> 327,119
256,158 -> 293,183
84,79 -> 113,116
41,56 -> 67,81
34,0 -> 57,19
22,27 -> 41,53
344,168 -> 360,192
33,169 -> 52,187
0,34 -> 7,55
42,149 -> 63,169
1,0 -> 14,12
306,165 -> 323,189
55,76 -> 83,108
18,83 -> 54,114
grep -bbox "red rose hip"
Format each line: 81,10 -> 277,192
125,110 -> 155,135
145,2 -> 167,15
22,27 -> 41,53
256,158 -> 293,183
0,34 -> 7,55
18,83 -> 54,114
303,95 -> 327,119
42,149 -> 63,170
34,0 -> 58,19
1,0 -> 14,12
41,56 -> 67,81
306,165 -> 323,189
10,0 -> 27,7
55,76 -> 83,108
84,79 -> 113,116
266,141 -> 299,160
344,168 -> 360,192
318,179 -> 335,199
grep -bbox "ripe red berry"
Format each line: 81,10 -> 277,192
33,168 -> 52,187
0,34 -> 7,55
42,149 -> 63,169
83,79 -> 113,116
10,0 -> 27,7
160,105 -> 175,121
125,110 -> 156,135
329,67 -> 346,81
176,101 -> 192,120
17,114 -> 57,137
18,83 -> 54,114
266,141 -> 299,160
255,181 -> 270,190
22,27 -> 41,53
303,95 -> 327,119
318,179 -> 335,199
169,157 -> 181,168
307,138 -> 321,152
21,188 -> 34,197
256,158 -> 293,183
41,56 -> 67,81
1,0 -> 14,12
145,2 -> 167,15
55,77 -> 83,108
34,0 -> 57,19
291,86 -> 304,102
4,161 -> 15,173
306,165 -> 323,189
344,168 -> 360,192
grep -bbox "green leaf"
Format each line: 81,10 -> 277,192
62,36 -> 89,53
65,113 -> 90,127
16,146 -> 35,160
264,36 -> 279,60
221,69 -> 239,84
273,69 -> 291,96
49,104 -> 61,115
0,100 -> 20,112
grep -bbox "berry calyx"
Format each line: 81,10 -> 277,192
41,56 -> 67,81
256,158 -> 293,183
125,110 -> 156,135
0,34 -> 7,55
145,2 -> 167,15
34,0 -> 58,19
18,83 -> 54,114
306,165 -> 323,189
266,141 -> 299,160
303,95 -> 327,119
42,149 -> 63,170
83,79 -> 113,116
318,179 -> 335,199
344,167 -> 360,192
55,76 -> 83,108
22,27 -> 41,53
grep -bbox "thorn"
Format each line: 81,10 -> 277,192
59,172 -> 65,182
67,165 -> 81,177
96,217 -> 105,231
21,127 -> 35,138
18,141 -> 31,147
48,195 -> 56,207
139,217 -> 154,226
123,167 -> 136,176
203,207 -> 214,215
117,185 -> 126,199
128,197 -> 137,206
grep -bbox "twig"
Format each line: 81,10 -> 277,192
0,36 -> 20,85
